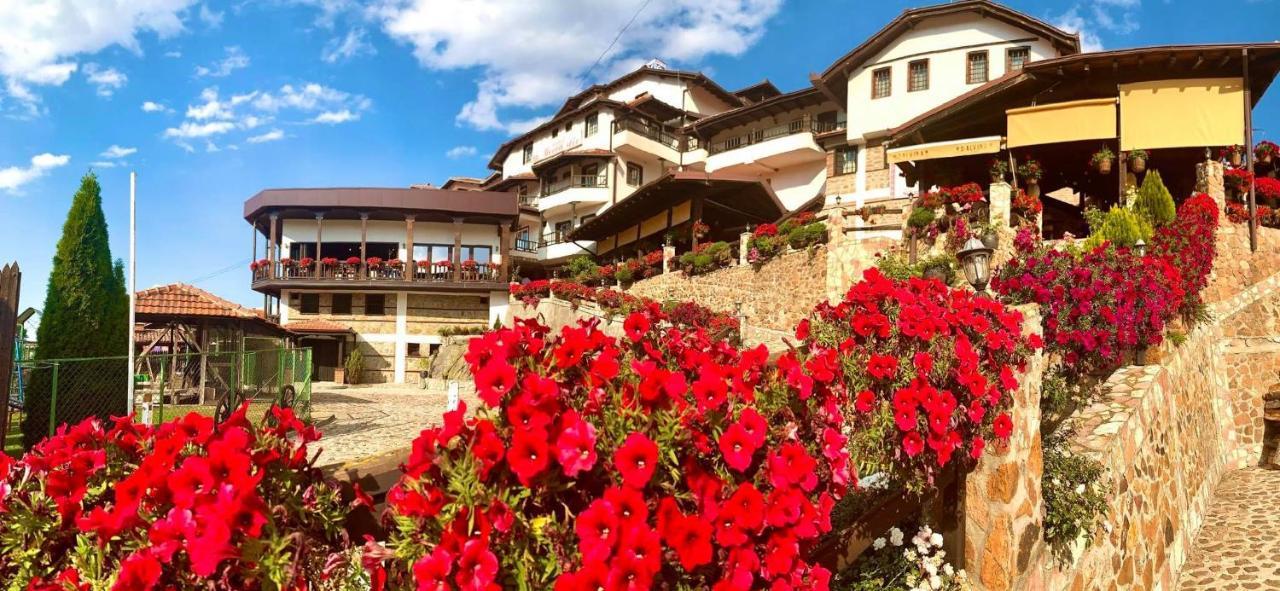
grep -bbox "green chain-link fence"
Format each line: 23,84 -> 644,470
12,348 -> 311,448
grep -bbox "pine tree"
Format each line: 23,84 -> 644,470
1134,169 -> 1176,227
22,173 -> 129,448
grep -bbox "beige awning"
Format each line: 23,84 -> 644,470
1119,78 -> 1244,151
1006,98 -> 1116,149
886,136 -> 1004,164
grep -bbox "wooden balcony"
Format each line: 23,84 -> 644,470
250,260 -> 509,295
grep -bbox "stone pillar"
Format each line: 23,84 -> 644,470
314,213 -> 324,277
739,231 -> 751,266
989,182 -> 1012,229
1197,160 -> 1226,212
662,244 -> 676,274
965,305 -> 1046,591
453,217 -> 464,282
359,213 -> 369,279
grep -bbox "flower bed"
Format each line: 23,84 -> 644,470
509,279 -> 740,341
1150,194 -> 1219,314
0,406 -> 366,588
746,212 -> 827,265
678,241 -> 734,275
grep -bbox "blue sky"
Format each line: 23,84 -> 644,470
2,0 -> 1279,315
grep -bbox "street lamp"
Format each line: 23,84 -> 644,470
956,236 -> 995,292
1133,238 -> 1147,257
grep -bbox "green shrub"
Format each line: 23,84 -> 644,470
1085,206 -> 1152,249
874,251 -> 916,280
1134,169 -> 1176,227
786,222 -> 828,249
344,349 -> 364,385
678,241 -> 732,275
918,253 -> 956,285
906,206 -> 936,229
613,265 -> 634,284
439,325 -> 486,337
1043,425 -> 1110,562
566,255 -> 600,284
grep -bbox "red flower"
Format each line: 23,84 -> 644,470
455,539 -> 499,591
506,428 -> 550,486
993,413 -> 1014,440
575,499 -> 619,561
717,423 -> 758,472
623,312 -> 651,342
604,486 -> 648,528
854,389 -> 875,413
767,443 -> 818,492
555,412 -> 598,478
866,354 -> 899,380
902,431 -> 925,457
413,547 -> 453,590
613,433 -> 658,489
475,360 -> 517,407
665,514 -> 713,571
113,551 -> 162,591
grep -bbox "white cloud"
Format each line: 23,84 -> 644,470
198,3 -> 223,29
1053,1 -> 1143,53
253,83 -> 370,113
0,0 -> 195,108
163,120 -> 234,139
90,160 -> 118,168
322,28 -> 375,63
311,109 -> 357,124
100,144 -> 137,159
185,87 -> 233,120
164,50 -> 183,58
247,129 -> 285,143
141,100 -> 171,113
446,145 -> 478,159
194,46 -> 249,77
373,0 -> 782,133
0,153 -> 71,193
82,63 -> 127,97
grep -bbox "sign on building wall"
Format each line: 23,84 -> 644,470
886,136 -> 1004,164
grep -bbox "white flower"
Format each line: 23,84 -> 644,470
943,564 -> 955,576
890,527 -> 904,546
930,574 -> 943,589
1075,483 -> 1086,495
904,549 -> 918,562
930,532 -> 944,548
873,537 -> 886,550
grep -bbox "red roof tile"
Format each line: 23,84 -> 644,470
136,283 -> 261,320
284,319 -> 354,334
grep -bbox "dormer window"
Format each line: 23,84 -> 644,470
967,51 -> 989,84
871,67 -> 891,99
1006,47 -> 1030,72
908,60 -> 929,92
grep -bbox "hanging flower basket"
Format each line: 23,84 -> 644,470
1221,145 -> 1245,167
1129,149 -> 1148,174
1256,140 -> 1278,165
1091,146 -> 1114,175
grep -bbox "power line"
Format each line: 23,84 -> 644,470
579,0 -> 654,84
185,258 -> 251,285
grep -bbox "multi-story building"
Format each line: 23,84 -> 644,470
244,187 -> 517,383
812,0 -> 1080,205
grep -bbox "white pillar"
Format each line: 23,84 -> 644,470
393,292 -> 408,383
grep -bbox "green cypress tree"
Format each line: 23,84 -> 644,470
23,173 -> 128,448
1134,169 -> 1176,227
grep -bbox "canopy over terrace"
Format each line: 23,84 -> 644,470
886,43 -> 1280,238
568,170 -> 788,257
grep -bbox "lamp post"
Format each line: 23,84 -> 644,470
1133,238 -> 1147,257
956,236 -> 994,293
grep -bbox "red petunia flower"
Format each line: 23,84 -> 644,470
114,551 -> 162,591
623,312 -> 651,342
993,413 -> 1013,439
717,423 -> 758,472
412,547 -> 453,591
664,514 -> 714,571
555,412 -> 598,478
866,353 -> 899,380
902,431 -> 925,457
475,360 -> 517,407
575,499 -> 619,561
506,428 -> 550,486
855,389 -> 876,413
613,433 -> 658,489
604,486 -> 648,528
455,539 -> 499,591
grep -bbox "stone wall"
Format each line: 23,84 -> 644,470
626,246 -> 829,333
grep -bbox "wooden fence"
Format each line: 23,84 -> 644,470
0,263 -> 20,448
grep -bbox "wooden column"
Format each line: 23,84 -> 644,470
453,217 -> 464,282
359,212 -> 369,279
268,213 -> 279,279
406,215 -> 416,281
252,219 -> 258,264
691,195 -> 705,251
1244,48 -> 1258,252
499,224 -> 512,281
314,213 -> 325,276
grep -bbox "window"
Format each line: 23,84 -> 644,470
407,343 -> 421,357
585,113 -> 598,136
908,59 -> 929,92
553,220 -> 573,242
365,294 -> 386,316
967,51 -> 989,84
871,67 -> 891,99
626,162 -> 643,186
551,127 -> 560,138
834,146 -> 857,176
299,293 -> 319,314
521,144 -> 532,164
461,245 -> 493,264
564,122 -> 572,133
1006,46 -> 1030,72
332,293 -> 352,315
413,244 -> 454,265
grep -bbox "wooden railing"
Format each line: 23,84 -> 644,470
542,174 -> 607,197
253,260 -> 504,284
613,118 -> 682,150
706,117 -> 845,155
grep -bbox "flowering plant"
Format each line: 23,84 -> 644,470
1224,167 -> 1255,194
940,182 -> 985,206
462,259 -> 479,270
692,220 -> 710,240
280,257 -> 294,267
321,257 -> 339,267
1042,426 -> 1110,562
1016,157 -> 1042,181
1150,193 -> 1219,315
1089,145 -> 1115,166
753,223 -> 779,238
995,237 -> 1184,372
0,406 -> 367,589
387,258 -> 403,269
989,158 -> 1009,181
833,525 -> 968,591
1256,177 -> 1280,203
916,191 -> 944,210
366,256 -> 383,269
299,256 -> 315,268
368,307 -> 847,589
1256,140 -> 1279,160
1220,144 -> 1246,161
1012,189 -> 1042,218
679,241 -> 734,275
250,258 -> 269,271
436,260 -> 454,269
798,268 -> 1039,489
417,260 -> 432,268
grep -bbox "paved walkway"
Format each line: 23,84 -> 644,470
308,381 -> 479,467
1178,467 -> 1280,590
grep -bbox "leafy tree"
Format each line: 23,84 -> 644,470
1084,206 -> 1152,250
1134,169 -> 1176,227
23,173 -> 128,448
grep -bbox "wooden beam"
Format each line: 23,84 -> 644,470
359,212 -> 369,280
267,213 -> 279,279
1245,47 -> 1257,252
452,217 -> 464,282
314,212 -> 325,277
405,215 -> 416,282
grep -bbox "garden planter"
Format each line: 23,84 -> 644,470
1230,152 -> 1243,167
1095,158 -> 1113,175
923,267 -> 947,282
1262,153 -> 1273,165
981,233 -> 999,250
334,367 -> 346,384
1131,156 -> 1146,173
991,172 -> 1004,184
1026,179 -> 1041,199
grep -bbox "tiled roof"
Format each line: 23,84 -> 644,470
136,283 -> 261,320
285,319 -> 354,334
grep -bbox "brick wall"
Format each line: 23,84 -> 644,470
865,143 -> 890,191
825,149 -> 856,197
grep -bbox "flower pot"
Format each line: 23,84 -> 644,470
1026,179 -> 1041,199
981,233 -> 999,250
1095,158 -> 1113,175
1133,348 -> 1148,366
1263,153 -> 1273,165
1230,152 -> 1243,167
923,267 -> 947,282
991,172 -> 1004,184
1130,157 -> 1146,174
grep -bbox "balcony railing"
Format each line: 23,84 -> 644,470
518,193 -> 538,207
252,260 -> 505,285
706,117 -> 846,155
514,238 -> 538,253
612,119 -> 682,150
542,174 -> 607,197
